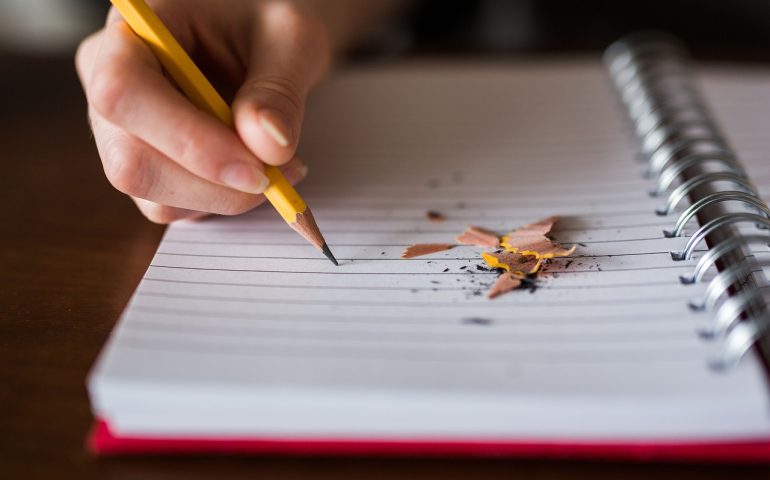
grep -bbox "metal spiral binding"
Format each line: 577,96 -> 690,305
604,32 -> 770,369
662,191 -> 770,238
650,152 -> 746,197
656,171 -> 755,215
690,259 -> 770,312
671,213 -> 770,261
679,234 -> 770,285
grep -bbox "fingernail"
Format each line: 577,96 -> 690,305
258,109 -> 291,147
284,163 -> 309,183
220,163 -> 270,193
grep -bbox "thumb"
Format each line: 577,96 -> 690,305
232,3 -> 330,167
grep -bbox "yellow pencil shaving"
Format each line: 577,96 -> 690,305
501,242 -> 577,259
538,244 -> 577,259
482,252 -> 542,275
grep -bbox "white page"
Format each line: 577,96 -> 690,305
89,60 -> 770,441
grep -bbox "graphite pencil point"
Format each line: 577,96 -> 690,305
321,243 -> 339,266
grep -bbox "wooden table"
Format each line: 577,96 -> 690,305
2,54 -> 768,479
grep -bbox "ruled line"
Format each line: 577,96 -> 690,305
131,305 -> 696,326
147,264 -> 694,274
142,277 -> 683,291
152,250 -> 705,261
160,236 -> 671,246
114,336 -> 703,364
299,195 -> 656,207
135,291 -> 687,308
167,208 -> 658,222
168,221 -> 673,234
123,319 -> 696,344
299,179 -> 650,194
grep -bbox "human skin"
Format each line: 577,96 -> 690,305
75,0 -> 405,223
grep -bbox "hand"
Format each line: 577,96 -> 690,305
75,0 -> 331,223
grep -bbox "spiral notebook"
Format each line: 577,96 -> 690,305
88,35 -> 770,461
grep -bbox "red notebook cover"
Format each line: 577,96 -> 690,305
89,420 -> 770,463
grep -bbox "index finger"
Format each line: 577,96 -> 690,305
84,20 -> 269,194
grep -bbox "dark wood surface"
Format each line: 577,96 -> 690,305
2,54 -> 769,480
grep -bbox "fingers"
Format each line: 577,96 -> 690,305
89,109 -> 249,214
74,3 -> 321,225
84,20 -> 270,194
75,30 -> 100,86
130,155 -> 308,225
90,108 -> 308,222
232,2 -> 331,167
132,157 -> 310,223
131,197 -> 208,224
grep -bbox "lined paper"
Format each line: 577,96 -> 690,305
89,61 -> 770,440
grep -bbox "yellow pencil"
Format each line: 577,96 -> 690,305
109,0 -> 338,265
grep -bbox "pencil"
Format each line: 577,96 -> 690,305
109,0 -> 338,266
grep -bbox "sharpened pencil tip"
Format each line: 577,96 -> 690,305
321,243 -> 339,266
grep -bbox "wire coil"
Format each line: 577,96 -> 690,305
604,32 -> 770,369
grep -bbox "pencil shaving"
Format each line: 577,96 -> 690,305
500,216 -> 575,259
531,244 -> 577,259
405,217 -> 575,300
455,225 -> 500,248
427,211 -> 446,223
487,272 -> 525,299
481,251 -> 541,276
401,243 -> 455,259
512,216 -> 559,236
482,216 -> 577,299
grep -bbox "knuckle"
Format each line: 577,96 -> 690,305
221,200 -> 256,216
244,74 -> 304,114
174,123 -> 211,168
75,43 -> 87,72
259,2 -> 331,70
262,2 -> 307,30
103,142 -> 153,198
89,62 -> 129,121
75,34 -> 97,74
213,193 -> 263,216
141,204 -> 178,224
